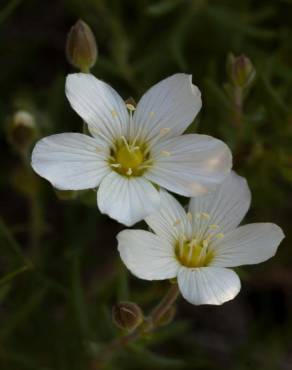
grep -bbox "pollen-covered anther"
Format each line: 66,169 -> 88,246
160,150 -> 171,157
126,103 -> 136,111
173,219 -> 181,226
126,168 -> 133,176
186,212 -> 192,221
160,127 -> 171,136
111,163 -> 121,168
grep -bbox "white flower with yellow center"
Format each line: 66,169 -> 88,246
117,172 -> 284,305
31,73 -> 232,226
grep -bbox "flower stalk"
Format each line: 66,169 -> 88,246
91,283 -> 179,369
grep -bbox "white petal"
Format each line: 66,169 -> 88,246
133,74 -> 201,141
177,266 -> 241,305
31,133 -> 110,190
117,229 -> 179,280
145,134 -> 232,197
97,172 -> 160,226
145,190 -> 191,244
188,171 -> 251,235
65,73 -> 129,142
211,223 -> 284,268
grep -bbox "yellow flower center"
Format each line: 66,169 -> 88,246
116,145 -> 144,169
109,137 -> 151,177
175,238 -> 214,268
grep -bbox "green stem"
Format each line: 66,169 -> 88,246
0,264 -> 30,287
0,217 -> 30,264
91,284 -> 179,369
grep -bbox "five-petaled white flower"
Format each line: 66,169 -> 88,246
31,73 -> 232,226
117,172 -> 284,305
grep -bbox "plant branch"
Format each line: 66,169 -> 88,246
91,283 -> 179,369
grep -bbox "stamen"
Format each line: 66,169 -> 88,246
126,168 -> 133,176
160,127 -> 171,136
173,219 -> 181,227
160,150 -> 171,157
136,164 -> 152,170
202,240 -> 209,248
186,212 -> 192,222
187,242 -> 194,264
111,163 -> 121,168
126,103 -> 135,111
120,136 -> 131,152
199,242 -> 209,260
209,224 -> 220,230
178,235 -> 184,258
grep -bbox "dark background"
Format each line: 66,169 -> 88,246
0,0 -> 292,369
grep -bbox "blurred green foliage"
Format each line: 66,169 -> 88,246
0,0 -> 292,369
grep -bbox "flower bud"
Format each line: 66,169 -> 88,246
227,53 -> 256,88
112,301 -> 143,332
7,110 -> 37,153
66,20 -> 97,72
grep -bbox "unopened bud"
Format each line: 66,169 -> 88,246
112,301 -> 143,332
227,53 -> 256,88
66,20 -> 97,72
7,110 -> 37,152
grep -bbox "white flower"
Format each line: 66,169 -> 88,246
117,172 -> 284,305
31,73 -> 232,226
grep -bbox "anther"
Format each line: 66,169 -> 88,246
111,163 -> 121,168
202,240 -> 209,248
126,168 -> 133,176
126,103 -> 135,111
121,136 -> 131,151
160,150 -> 171,157
159,127 -> 171,136
186,212 -> 192,221
91,128 -> 99,135
209,224 -> 220,230
173,219 -> 181,227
